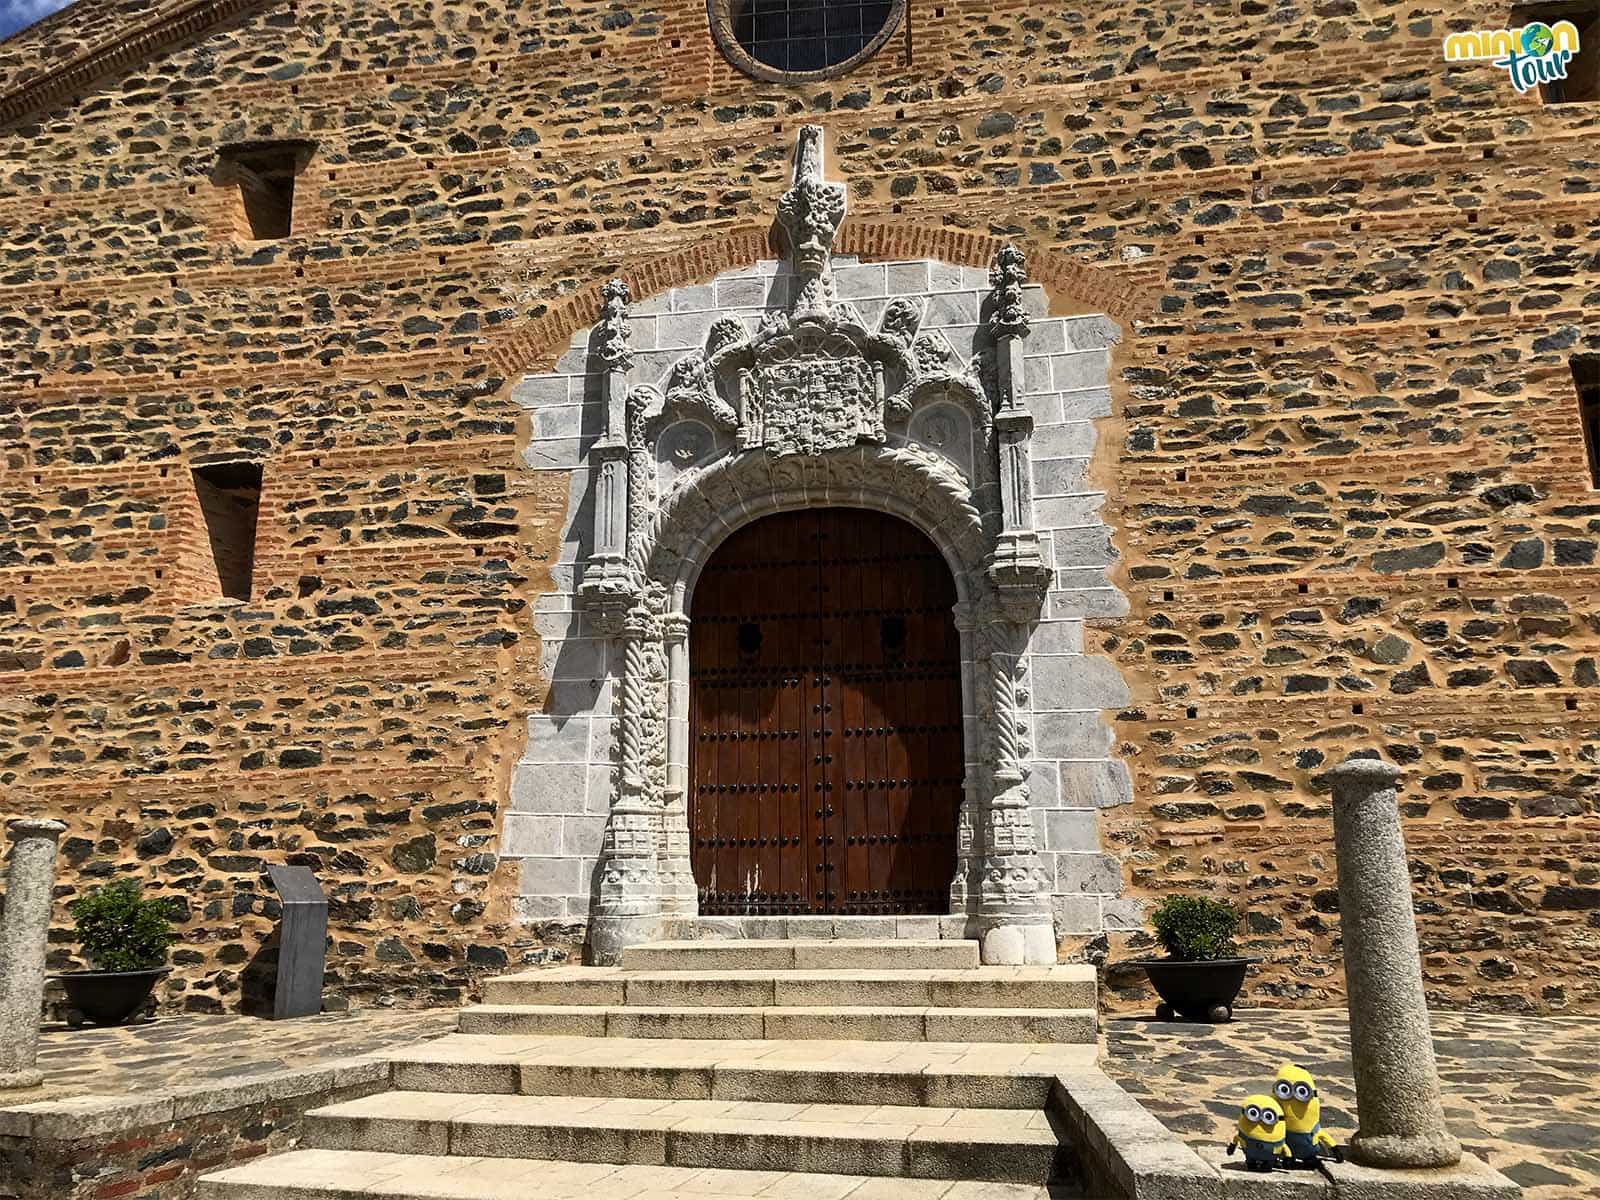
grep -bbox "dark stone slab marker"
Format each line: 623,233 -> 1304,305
267,865 -> 328,1020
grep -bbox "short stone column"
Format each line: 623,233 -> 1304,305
0,817 -> 67,1090
1323,756 -> 1461,1169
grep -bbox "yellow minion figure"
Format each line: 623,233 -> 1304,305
1227,1094 -> 1292,1172
1273,1062 -> 1342,1164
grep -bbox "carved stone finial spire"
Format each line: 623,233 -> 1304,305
578,277 -> 637,633
776,125 -> 846,316
988,244 -> 1029,339
596,278 -> 634,369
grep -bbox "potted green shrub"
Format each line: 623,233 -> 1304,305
1129,895 -> 1260,1023
54,879 -> 176,1026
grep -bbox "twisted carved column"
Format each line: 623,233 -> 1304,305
588,350 -> 671,959
656,611 -> 698,915
977,609 -> 1054,965
948,600 -> 985,916
589,602 -> 664,963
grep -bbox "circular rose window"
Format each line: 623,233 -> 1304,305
709,0 -> 903,82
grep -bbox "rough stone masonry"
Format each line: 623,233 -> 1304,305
0,0 -> 1598,1015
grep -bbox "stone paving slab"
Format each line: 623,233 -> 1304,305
16,1009 -> 456,1101
391,1033 -> 1098,1072
386,1033 -> 1096,1109
386,1033 -> 1096,1105
621,942 -> 982,972
198,1149 -> 1075,1200
458,1003 -> 1097,1043
493,968 -> 1097,982
1320,1156 -> 1518,1199
1198,1147 -> 1332,1197
1102,1009 -> 1596,1200
306,1091 -> 1061,1182
484,967 -> 1098,1011
310,1089 -> 1059,1137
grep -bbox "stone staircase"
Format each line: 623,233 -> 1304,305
199,938 -> 1103,1200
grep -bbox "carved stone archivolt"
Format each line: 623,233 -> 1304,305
581,126 -> 1056,965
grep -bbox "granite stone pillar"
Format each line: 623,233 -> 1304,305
1324,756 -> 1462,1169
0,817 -> 67,1090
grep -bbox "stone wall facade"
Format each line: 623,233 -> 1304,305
1,0 -> 1598,1012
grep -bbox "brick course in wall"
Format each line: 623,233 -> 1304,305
1,0 -> 1599,1014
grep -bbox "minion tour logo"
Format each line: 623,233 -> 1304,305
1444,20 -> 1582,94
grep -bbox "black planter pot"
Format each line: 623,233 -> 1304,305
1129,957 -> 1260,1023
54,968 -> 169,1027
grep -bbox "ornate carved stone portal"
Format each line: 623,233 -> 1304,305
576,126 -> 1063,965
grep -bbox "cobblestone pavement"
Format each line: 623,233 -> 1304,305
24,1008 -> 456,1099
1101,1009 -> 1600,1200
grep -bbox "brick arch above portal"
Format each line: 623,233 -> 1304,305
485,223 -> 1153,380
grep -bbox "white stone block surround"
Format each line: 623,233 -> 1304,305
504,128 -> 1133,962
507,251 -> 1132,942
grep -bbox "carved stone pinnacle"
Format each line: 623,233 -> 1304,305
988,244 -> 1029,338
776,126 -> 846,315
597,278 -> 633,369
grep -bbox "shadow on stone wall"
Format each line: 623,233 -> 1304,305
239,930 -> 281,1017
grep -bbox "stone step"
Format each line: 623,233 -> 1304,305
198,1148 -> 1066,1200
457,1004 -> 1097,1043
390,1034 -> 1097,1107
305,1092 -> 1064,1184
620,939 -> 981,972
660,915 -> 969,942
482,966 -> 1097,1011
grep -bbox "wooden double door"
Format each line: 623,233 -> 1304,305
689,507 -> 963,916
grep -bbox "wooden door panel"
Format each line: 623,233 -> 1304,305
882,519 -> 913,907
690,507 -> 960,916
691,514 -> 815,914
825,508 -> 866,911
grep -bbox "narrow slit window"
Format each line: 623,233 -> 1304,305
218,142 -> 312,239
1573,355 -> 1600,487
192,461 -> 263,600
